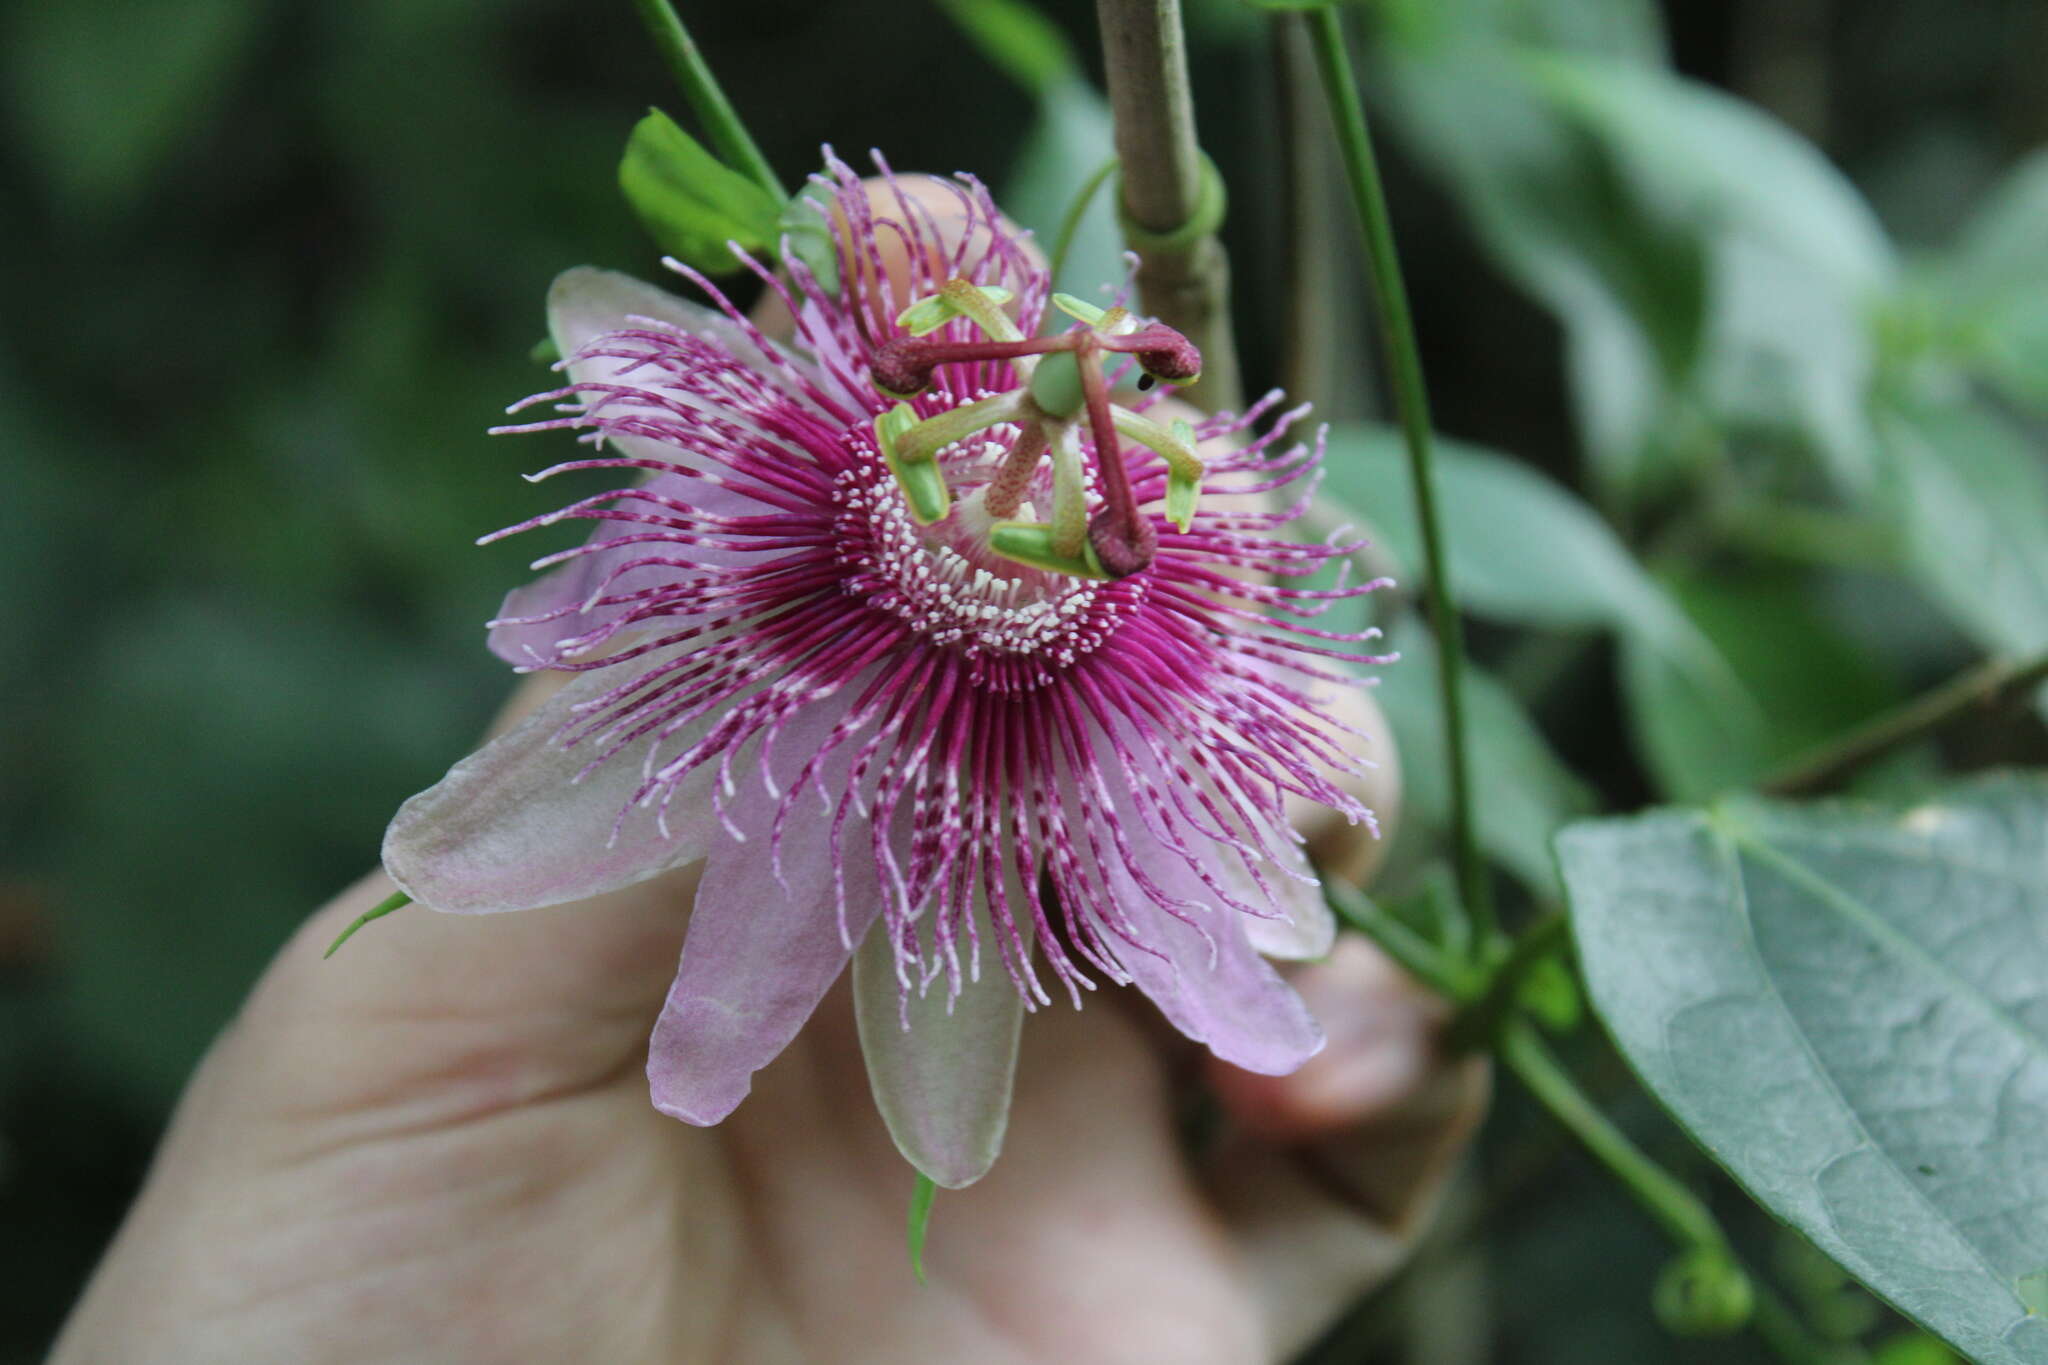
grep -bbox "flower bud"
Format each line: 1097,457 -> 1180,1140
1654,1250 -> 1753,1338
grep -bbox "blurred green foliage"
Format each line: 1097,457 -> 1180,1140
4,0 -> 2046,1360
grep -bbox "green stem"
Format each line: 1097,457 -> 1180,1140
1323,879 -> 1468,1000
1504,1022 -> 1850,1364
1500,1019 -> 1724,1253
1762,650 -> 2048,796
631,0 -> 783,200
1094,0 -> 1243,412
1304,8 -> 1492,946
1447,911 -> 1569,1052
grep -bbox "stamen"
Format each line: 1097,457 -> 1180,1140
988,521 -> 1107,579
1099,324 -> 1203,385
1110,409 -> 1204,532
875,403 -> 951,525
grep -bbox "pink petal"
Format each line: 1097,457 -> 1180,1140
851,902 -> 1026,1189
1235,837 -> 1335,962
1098,770 -> 1325,1075
381,652 -> 716,914
646,693 -> 880,1125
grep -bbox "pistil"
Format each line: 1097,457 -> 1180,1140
869,279 -> 1204,582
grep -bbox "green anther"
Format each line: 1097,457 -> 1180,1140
895,460 -> 952,525
1109,409 -> 1204,481
1109,410 -> 1204,532
1051,292 -> 1108,326
876,403 -> 952,525
1165,472 -> 1199,532
896,284 -> 1015,337
1030,350 -> 1084,418
988,520 -> 1108,579
894,391 -> 1026,465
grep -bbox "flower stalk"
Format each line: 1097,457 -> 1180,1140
1095,0 -> 1242,413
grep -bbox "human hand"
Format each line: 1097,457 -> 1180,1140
51,732 -> 1480,1363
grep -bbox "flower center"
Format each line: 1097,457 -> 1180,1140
833,416 -> 1143,689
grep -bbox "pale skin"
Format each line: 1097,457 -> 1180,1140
52,180 -> 1487,1364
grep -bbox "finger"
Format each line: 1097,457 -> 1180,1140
1201,937 -> 1490,1357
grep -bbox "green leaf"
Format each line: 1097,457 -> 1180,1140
1943,148 -> 2048,308
1559,774 -> 2048,1365
1701,231 -> 1880,492
1003,78 -> 1122,298
1620,569 -> 1898,802
1321,425 -> 1743,689
1320,425 -> 1759,778
1374,616 -> 1594,894
1523,55 -> 1894,293
1376,42 -> 1892,497
1321,426 -> 1670,633
618,108 -> 786,274
1522,55 -> 1894,491
1929,149 -> 2048,411
1371,46 -> 1708,497
1878,401 -> 2048,685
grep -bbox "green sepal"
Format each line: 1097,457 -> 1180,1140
907,1172 -> 938,1284
1029,350 -> 1084,418
988,520 -> 1108,579
897,285 -> 1015,336
324,890 -> 411,959
876,403 -> 951,525
619,108 -> 785,275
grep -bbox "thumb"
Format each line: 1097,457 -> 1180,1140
214,671 -> 701,1133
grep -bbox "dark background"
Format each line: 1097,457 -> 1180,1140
3,0 -> 2041,1359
